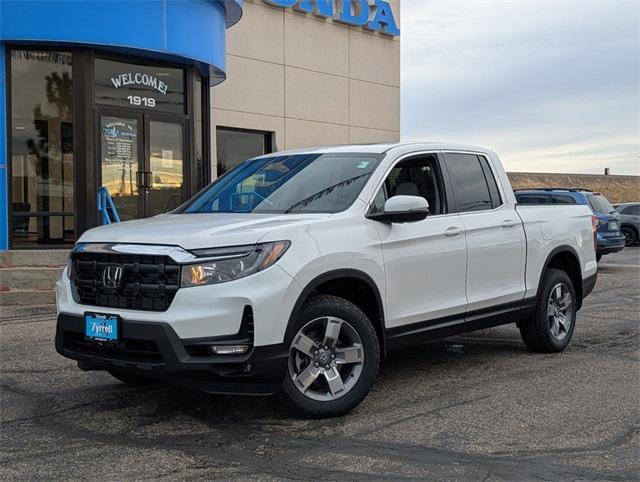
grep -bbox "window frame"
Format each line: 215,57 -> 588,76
441,151 -> 506,214
365,151 -> 452,217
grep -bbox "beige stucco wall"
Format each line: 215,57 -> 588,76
210,0 -> 401,177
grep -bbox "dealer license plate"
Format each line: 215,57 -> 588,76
84,313 -> 119,343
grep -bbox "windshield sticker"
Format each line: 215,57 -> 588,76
357,161 -> 370,169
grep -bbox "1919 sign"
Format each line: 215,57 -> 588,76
126,95 -> 156,108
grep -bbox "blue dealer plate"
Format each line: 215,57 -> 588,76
85,313 -> 119,343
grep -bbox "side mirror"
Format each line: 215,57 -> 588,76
367,195 -> 429,223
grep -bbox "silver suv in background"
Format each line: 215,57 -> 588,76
614,203 -> 640,246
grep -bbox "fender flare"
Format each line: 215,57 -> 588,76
536,245 -> 584,308
285,268 -> 387,355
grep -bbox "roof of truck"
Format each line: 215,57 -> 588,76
257,141 -> 497,158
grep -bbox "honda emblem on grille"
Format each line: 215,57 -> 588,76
102,264 -> 123,289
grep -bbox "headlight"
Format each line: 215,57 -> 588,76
181,241 -> 290,287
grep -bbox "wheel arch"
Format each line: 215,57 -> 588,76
538,245 -> 584,309
621,222 -> 639,237
286,269 -> 387,357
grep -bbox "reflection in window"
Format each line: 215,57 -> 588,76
182,153 -> 381,214
148,121 -> 184,216
10,50 -> 74,247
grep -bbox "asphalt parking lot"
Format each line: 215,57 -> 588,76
1,248 -> 638,481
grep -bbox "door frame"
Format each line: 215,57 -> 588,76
96,108 -> 189,219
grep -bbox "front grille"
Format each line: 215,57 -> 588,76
70,252 -> 180,311
63,332 -> 163,363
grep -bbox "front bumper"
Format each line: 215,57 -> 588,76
56,263 -> 302,345
55,313 -> 288,395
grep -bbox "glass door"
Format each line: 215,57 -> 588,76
99,111 -> 143,221
99,110 -> 185,221
146,116 -> 185,216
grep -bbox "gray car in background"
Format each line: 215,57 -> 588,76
614,203 -> 640,246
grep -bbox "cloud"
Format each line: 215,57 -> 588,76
400,0 -> 640,174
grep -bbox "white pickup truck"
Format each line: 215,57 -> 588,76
56,142 -> 598,417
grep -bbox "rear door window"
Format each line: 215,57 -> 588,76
444,153 -> 493,212
587,194 -> 614,214
478,156 -> 502,208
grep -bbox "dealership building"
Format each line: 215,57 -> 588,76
0,0 -> 400,254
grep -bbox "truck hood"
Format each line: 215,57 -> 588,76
78,213 -> 331,249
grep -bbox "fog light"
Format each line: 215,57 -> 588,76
210,344 -> 250,355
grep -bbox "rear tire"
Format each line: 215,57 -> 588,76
280,294 -> 380,418
108,369 -> 159,386
621,226 -> 637,246
519,268 -> 577,353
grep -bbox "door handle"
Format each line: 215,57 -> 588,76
501,219 -> 518,228
136,171 -> 144,189
144,171 -> 153,189
445,226 -> 463,237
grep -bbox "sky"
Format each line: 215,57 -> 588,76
400,0 -> 640,175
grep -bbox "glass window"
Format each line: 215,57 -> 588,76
10,50 -> 74,247
586,194 -> 615,214
621,205 -> 640,215
148,121 -> 184,215
216,127 -> 271,177
516,194 -> 548,204
94,58 -> 185,113
370,155 -> 444,215
478,156 -> 502,208
550,194 -> 576,204
180,153 -> 382,214
193,76 -> 205,188
444,153 -> 493,212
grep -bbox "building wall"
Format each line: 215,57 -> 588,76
211,0 -> 401,176
508,172 -> 640,204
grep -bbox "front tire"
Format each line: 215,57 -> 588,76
519,268 -> 577,353
281,294 -> 380,418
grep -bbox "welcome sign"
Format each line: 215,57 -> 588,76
264,0 -> 400,37
109,72 -> 169,95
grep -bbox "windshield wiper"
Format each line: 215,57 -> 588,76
283,172 -> 372,214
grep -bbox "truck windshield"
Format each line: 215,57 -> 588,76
587,194 -> 615,214
179,153 -> 382,214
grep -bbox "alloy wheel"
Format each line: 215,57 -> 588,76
547,283 -> 573,341
288,317 -> 364,401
